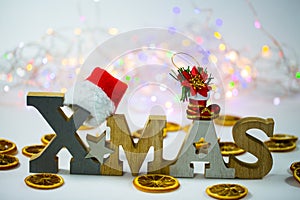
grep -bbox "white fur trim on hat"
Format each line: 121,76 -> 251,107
64,80 -> 115,127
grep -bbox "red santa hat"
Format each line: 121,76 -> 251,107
64,67 -> 128,126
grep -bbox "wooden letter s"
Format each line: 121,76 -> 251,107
228,117 -> 274,179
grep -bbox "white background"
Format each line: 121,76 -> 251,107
1,0 -> 300,199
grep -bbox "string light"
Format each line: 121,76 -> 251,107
246,0 -> 299,98
60,87 -> 67,93
254,20 -> 261,29
226,91 -> 233,98
26,64 -> 33,71
215,18 -> 223,27
0,0 -> 299,104
209,54 -> 218,64
182,39 -> 190,46
172,6 -> 181,14
261,45 -> 270,57
165,101 -> 173,109
195,36 -> 203,45
74,28 -> 82,36
273,97 -> 280,105
214,31 -> 222,40
151,96 -> 157,102
46,28 -> 54,35
3,85 -> 10,92
218,43 -> 226,51
108,27 -> 119,35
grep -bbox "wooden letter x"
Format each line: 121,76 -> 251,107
27,92 -> 100,174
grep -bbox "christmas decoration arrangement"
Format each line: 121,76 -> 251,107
0,54 -> 299,200
0,2 -> 299,199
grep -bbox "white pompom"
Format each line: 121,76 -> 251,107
64,80 -> 115,127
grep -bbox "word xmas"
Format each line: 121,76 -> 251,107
27,92 -> 274,179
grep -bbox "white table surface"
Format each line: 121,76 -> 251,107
1,91 -> 300,200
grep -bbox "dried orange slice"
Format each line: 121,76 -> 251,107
214,115 -> 241,126
24,173 -> 64,189
181,124 -> 191,133
132,128 -> 167,138
264,140 -> 296,152
293,168 -> 300,184
165,122 -> 181,132
0,154 -> 19,170
41,133 -> 56,145
133,174 -> 180,193
194,137 -> 210,154
78,125 -> 94,130
22,144 -> 46,157
270,134 -> 298,143
131,122 -> 181,139
132,129 -> 142,138
162,129 -> 167,138
290,161 -> 300,172
219,142 -> 245,156
0,138 -> 17,154
206,183 -> 248,199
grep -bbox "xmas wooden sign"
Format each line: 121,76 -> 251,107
27,92 -> 274,179
26,64 -> 275,179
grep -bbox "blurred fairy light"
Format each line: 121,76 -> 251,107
246,0 -> 300,97
60,87 -> 67,93
165,101 -> 173,109
151,95 -> 157,102
254,20 -> 261,29
219,43 -> 226,51
0,0 -> 299,104
74,28 -> 82,36
185,0 -> 300,100
261,45 -> 270,57
79,15 -> 86,22
172,6 -> 181,14
226,51 -> 238,62
0,25 -> 113,95
215,18 -> 223,26
209,54 -> 218,64
273,97 -> 280,105
108,27 -> 119,35
46,28 -> 54,35
214,31 -> 222,40
4,85 -> 10,92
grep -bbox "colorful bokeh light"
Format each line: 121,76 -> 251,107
216,18 -> 223,26
172,6 -> 181,14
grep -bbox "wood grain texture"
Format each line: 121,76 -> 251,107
27,92 -> 100,174
228,117 -> 274,179
101,114 -> 171,176
169,120 -> 235,178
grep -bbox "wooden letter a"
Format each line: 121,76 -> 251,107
169,120 -> 235,178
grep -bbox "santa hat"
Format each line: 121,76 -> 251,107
64,67 -> 128,126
